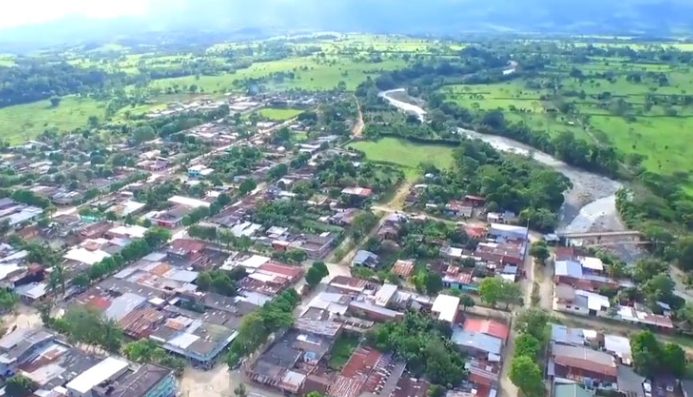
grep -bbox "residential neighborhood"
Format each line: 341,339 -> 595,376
0,86 -> 690,397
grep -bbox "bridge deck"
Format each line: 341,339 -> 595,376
558,230 -> 642,239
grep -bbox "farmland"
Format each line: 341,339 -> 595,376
439,52 -> 693,186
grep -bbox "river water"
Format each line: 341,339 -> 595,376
380,89 -> 626,234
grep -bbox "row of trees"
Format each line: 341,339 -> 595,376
227,289 -> 301,367
509,309 -> 550,397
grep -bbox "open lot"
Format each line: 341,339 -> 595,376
348,137 -> 456,179
0,96 -> 104,143
256,108 -> 304,121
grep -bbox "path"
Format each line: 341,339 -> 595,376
337,179 -> 416,267
352,96 -> 365,138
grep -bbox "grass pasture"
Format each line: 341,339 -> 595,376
149,56 -> 407,93
256,108 -> 304,121
348,137 -> 456,179
441,53 -> 693,188
0,96 -> 104,143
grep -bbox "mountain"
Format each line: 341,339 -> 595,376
1,0 -> 692,52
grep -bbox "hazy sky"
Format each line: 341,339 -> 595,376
0,0 -> 161,29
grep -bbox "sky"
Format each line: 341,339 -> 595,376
0,0 -> 161,29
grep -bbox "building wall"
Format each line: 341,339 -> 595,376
143,373 -> 177,397
553,300 -> 590,316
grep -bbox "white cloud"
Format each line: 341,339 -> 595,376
0,0 -> 155,29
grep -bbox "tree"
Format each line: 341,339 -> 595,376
509,356 -> 544,397
529,241 -> 550,265
234,383 -> 248,397
478,277 -> 503,307
144,228 -> 171,248
238,178 -> 257,195
133,126 -> 156,144
661,343 -> 686,377
460,294 -> 475,312
630,331 -> 661,377
71,273 -> 90,289
5,375 -> 36,397
500,281 -> 522,309
350,211 -> 378,239
425,272 -> 443,295
515,334 -> 541,359
88,115 -> 100,129
674,237 -> 693,271
305,261 -> 329,288
0,289 -> 18,312
515,308 -> 549,340
49,96 -> 61,108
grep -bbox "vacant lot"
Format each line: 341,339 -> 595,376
348,137 -> 456,179
0,96 -> 104,143
328,334 -> 360,370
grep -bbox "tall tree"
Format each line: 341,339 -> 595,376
509,356 -> 544,397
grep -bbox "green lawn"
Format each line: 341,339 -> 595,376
257,108 -> 304,121
328,334 -> 360,370
348,137 -> 456,177
0,96 -> 105,143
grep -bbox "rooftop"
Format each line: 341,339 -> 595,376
66,356 -> 129,394
431,294 -> 460,323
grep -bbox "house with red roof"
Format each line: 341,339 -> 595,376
462,318 -> 510,344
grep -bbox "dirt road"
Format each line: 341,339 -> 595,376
352,96 -> 365,138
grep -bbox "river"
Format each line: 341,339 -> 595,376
380,89 -> 626,234
380,89 -> 427,122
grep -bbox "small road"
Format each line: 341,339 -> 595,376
351,96 -> 365,138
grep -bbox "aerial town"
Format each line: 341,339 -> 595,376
0,84 -> 687,397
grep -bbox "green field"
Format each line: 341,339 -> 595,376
0,96 -> 104,143
348,137 -> 456,179
149,56 -> 407,93
441,53 -> 693,188
257,108 -> 304,121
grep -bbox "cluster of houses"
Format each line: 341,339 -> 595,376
356,213 -> 529,294
0,327 -> 177,397
245,272 -> 511,397
546,322 -> 692,397
552,247 -> 674,330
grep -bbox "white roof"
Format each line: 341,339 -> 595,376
575,289 -> 610,311
374,284 -> 398,307
580,256 -> 604,271
108,225 -> 148,239
431,294 -> 460,322
66,357 -> 129,394
14,282 -> 47,299
167,195 -> 211,209
249,272 -> 276,283
0,263 -> 25,281
120,201 -> 146,216
241,255 -> 270,269
604,334 -> 631,361
63,247 -> 111,266
168,333 -> 200,349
